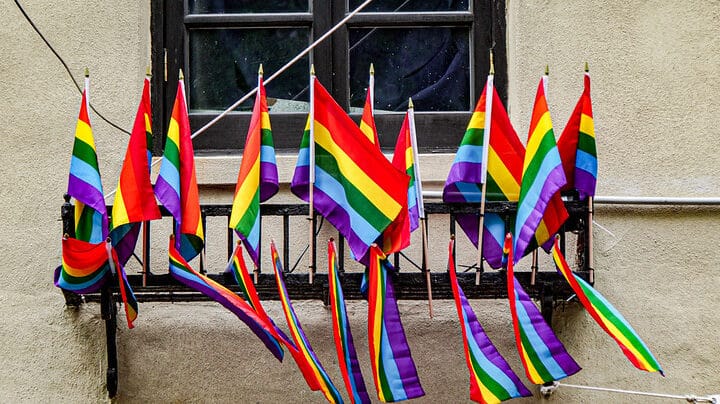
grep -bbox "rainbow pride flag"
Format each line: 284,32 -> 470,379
111,75 -> 161,265
551,238 -> 662,375
447,238 -> 531,403
291,77 -> 408,264
168,235 -> 284,361
505,234 -> 580,384
443,75 -> 525,268
392,110 -> 420,234
225,242 -> 326,391
359,69 -> 380,148
229,73 -> 278,266
68,76 -> 108,244
367,244 -> 424,402
270,241 -> 343,403
558,70 -> 597,200
54,237 -> 112,294
514,75 -> 568,262
155,76 -> 204,262
328,240 -> 370,404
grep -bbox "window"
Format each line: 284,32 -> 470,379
151,0 -> 506,153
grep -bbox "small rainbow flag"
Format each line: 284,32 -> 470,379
358,68 -> 380,148
291,77 -> 408,264
505,234 -> 580,384
328,240 -> 370,404
68,76 -> 107,244
447,238 -> 531,403
551,238 -> 663,375
168,235 -> 284,361
229,72 -> 278,266
270,241 -> 343,403
54,237 -> 112,294
111,75 -> 160,265
443,75 -> 525,268
514,75 -> 568,262
367,244 -> 424,402
155,75 -> 204,262
558,69 -> 597,200
225,242 -> 325,391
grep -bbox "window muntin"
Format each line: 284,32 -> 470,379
153,0 -> 505,153
189,0 -> 309,13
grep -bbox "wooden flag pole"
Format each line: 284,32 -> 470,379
308,66 -> 316,284
475,52 -> 495,285
588,196 -> 595,284
530,249 -> 538,286
408,98 -> 433,318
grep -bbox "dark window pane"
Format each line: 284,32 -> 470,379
189,28 -> 310,112
189,0 -> 308,13
349,27 -> 470,112
348,0 -> 468,12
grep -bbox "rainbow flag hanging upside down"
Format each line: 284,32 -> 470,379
229,73 -> 278,267
155,75 -> 204,262
291,77 -> 408,264
270,241 -> 343,404
168,235 -> 284,361
504,234 -> 581,384
443,75 -> 525,269
514,75 -> 568,262
328,240 -> 371,404
225,243 -> 326,392
551,238 -> 663,375
558,70 -> 597,200
367,245 -> 424,402
111,75 -> 161,265
68,76 -> 108,244
447,238 -> 532,403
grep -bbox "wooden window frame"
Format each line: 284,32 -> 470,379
151,0 -> 506,153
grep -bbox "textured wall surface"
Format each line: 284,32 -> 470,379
1,0 -> 719,402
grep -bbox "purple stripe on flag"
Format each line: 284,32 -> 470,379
68,175 -> 107,214
514,166 -> 566,261
154,175 -> 181,220
259,161 -> 279,202
383,271 -> 425,399
444,162 -> 484,193
455,213 -> 505,269
574,169 -> 597,200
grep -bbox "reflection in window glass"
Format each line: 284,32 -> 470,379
349,27 -> 470,112
189,0 -> 307,13
189,29 -> 310,112
349,0 -> 468,12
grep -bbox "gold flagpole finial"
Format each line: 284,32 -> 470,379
545,64 -> 550,75
370,63 -> 375,76
584,61 -> 589,73
408,97 -> 414,109
258,64 -> 264,76
84,67 -> 90,78
178,69 -> 185,80
146,65 -> 152,77
310,64 -> 315,76
489,51 -> 495,75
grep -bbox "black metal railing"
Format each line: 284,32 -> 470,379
59,195 -> 591,398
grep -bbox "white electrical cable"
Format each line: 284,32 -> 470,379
541,381 -> 718,403
103,0 -> 375,200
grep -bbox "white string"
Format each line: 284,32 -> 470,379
103,0 -> 375,201
592,219 -> 616,238
549,382 -> 718,403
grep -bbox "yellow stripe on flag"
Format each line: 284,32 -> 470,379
315,121 -> 401,221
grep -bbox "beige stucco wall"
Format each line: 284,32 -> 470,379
1,0 -> 719,402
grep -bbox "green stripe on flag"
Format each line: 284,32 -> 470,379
315,144 -> 391,232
